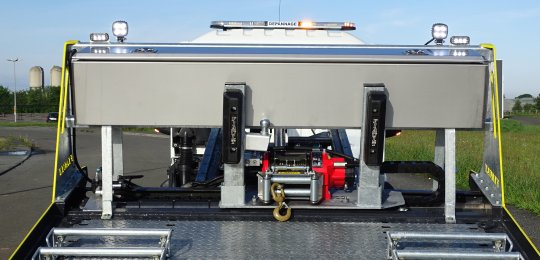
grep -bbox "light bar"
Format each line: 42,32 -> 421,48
89,33 -> 109,42
91,47 -> 110,54
450,36 -> 470,45
210,21 -> 356,31
450,49 -> 469,57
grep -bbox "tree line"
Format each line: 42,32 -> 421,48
1,85 -> 538,114
0,85 -> 60,114
512,93 -> 540,113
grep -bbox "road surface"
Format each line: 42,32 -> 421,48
511,115 -> 540,126
0,127 -> 169,258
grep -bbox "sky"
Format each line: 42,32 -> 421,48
0,0 -> 539,98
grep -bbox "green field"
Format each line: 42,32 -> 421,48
385,119 -> 540,215
506,113 -> 540,118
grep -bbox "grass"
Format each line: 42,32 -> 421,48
505,113 -> 540,118
77,127 -> 156,134
500,123 -> 540,215
0,136 -> 34,151
122,127 -> 156,133
385,119 -> 540,215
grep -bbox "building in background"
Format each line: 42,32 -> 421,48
50,66 -> 62,86
29,66 -> 44,90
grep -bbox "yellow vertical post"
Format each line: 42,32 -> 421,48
51,40 -> 78,203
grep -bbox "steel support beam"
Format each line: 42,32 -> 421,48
434,129 -> 445,191
112,127 -> 123,181
196,128 -> 222,182
221,83 -> 246,207
434,129 -> 445,169
356,85 -> 385,208
101,126 -> 113,219
100,126 -> 123,219
444,129 -> 456,223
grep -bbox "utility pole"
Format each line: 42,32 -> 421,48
7,58 -> 18,122
278,0 -> 282,22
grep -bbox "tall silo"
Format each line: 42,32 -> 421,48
29,66 -> 44,90
50,66 -> 62,86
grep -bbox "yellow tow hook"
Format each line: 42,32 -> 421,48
271,183 -> 292,222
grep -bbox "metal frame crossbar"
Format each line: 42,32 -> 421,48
32,228 -> 172,260
32,247 -> 166,260
393,251 -> 522,259
386,231 -> 522,260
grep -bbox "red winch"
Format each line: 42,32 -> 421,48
261,149 -> 352,202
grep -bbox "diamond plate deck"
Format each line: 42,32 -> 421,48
60,219 -> 496,259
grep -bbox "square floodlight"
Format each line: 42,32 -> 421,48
450,36 -> 470,45
431,23 -> 448,40
90,33 -> 109,42
112,21 -> 128,41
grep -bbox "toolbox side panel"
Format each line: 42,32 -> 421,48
73,62 -> 486,128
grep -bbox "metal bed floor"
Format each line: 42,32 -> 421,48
60,219 -> 496,259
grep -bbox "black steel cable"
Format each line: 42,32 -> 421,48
424,38 -> 435,45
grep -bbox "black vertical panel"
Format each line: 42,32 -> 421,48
363,91 -> 387,166
222,89 -> 243,164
